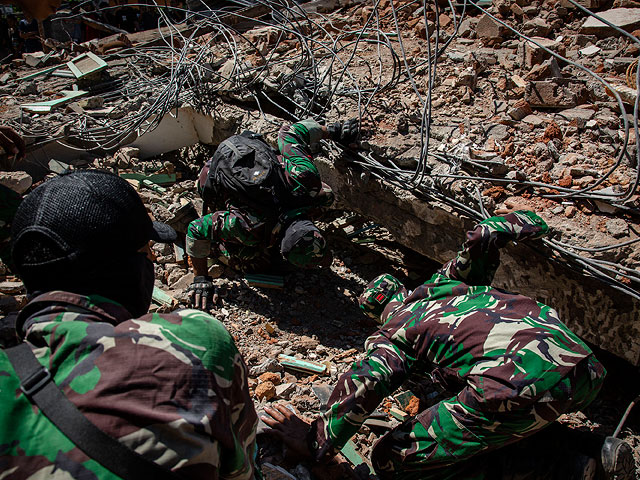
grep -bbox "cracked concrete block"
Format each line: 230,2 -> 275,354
525,79 -> 589,108
0,171 -> 32,195
581,8 -> 640,35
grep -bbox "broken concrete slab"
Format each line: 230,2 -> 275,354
556,107 -> 597,123
581,8 -> 640,36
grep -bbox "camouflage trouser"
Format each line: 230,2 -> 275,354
371,355 -> 605,480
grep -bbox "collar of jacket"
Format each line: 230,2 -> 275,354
16,291 -> 133,338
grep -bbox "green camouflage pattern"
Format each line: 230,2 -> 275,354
359,274 -> 406,321
277,119 -> 334,207
0,291 -> 260,479
309,211 -> 605,478
186,204 -> 273,272
283,228 -> 326,268
186,204 -> 323,272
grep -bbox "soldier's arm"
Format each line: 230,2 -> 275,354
186,214 -> 215,260
438,210 -> 549,285
277,119 -> 327,196
309,333 -> 412,461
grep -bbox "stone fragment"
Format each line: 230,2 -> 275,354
296,335 -> 319,351
522,37 -> 563,68
525,58 -> 562,81
525,80 -> 589,108
522,115 -> 544,126
565,205 -> 577,217
250,358 -> 283,376
78,96 -> 104,109
254,381 -> 276,401
458,17 -> 477,37
0,281 -> 24,294
259,371 -> 282,385
580,45 -> 601,57
606,219 -> 629,238
0,171 -> 32,194
476,14 -> 506,41
522,18 -> 551,37
17,81 -> 38,96
169,272 -> 194,291
581,8 -> 640,35
455,67 -> 477,89
557,107 -> 596,123
208,264 -> 225,278
275,382 -> 296,399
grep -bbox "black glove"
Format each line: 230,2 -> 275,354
328,119 -> 359,145
187,275 -> 217,310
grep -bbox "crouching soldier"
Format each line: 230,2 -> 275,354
263,211 -> 632,479
186,118 -> 351,309
0,171 -> 260,479
185,208 -> 328,308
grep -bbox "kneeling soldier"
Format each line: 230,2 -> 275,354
263,211 -> 631,479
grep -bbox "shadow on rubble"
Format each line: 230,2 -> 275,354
218,222 -> 441,351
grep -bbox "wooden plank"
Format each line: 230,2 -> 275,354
67,52 -> 108,79
245,273 -> 284,289
152,286 -> 176,307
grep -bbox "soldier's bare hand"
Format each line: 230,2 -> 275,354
262,404 -> 312,459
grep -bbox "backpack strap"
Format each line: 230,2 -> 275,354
4,342 -> 184,480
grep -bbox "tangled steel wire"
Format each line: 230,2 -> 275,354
11,0 -> 640,298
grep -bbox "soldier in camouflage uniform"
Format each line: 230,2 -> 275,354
263,211 -> 611,479
185,118 -> 353,308
277,118 -> 357,208
186,207 -> 328,273
0,171 -> 260,479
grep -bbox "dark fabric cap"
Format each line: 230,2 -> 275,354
280,219 -> 326,267
12,170 -> 175,275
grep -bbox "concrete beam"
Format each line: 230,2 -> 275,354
317,157 -> 640,366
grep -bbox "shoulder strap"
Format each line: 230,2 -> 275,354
4,343 -> 183,480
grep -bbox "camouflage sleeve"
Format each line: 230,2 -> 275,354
438,210 -> 549,285
277,119 -> 325,197
186,213 -> 215,258
186,210 -> 264,258
309,333 -> 413,461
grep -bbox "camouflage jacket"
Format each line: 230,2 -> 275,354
186,203 -> 309,264
277,119 -> 325,199
186,204 -> 269,262
310,211 -> 597,460
0,291 -> 259,479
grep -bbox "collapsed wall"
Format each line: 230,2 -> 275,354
316,154 -> 640,365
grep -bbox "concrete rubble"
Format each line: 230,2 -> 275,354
1,0 -> 640,477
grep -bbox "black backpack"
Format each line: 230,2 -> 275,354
201,131 -> 292,213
